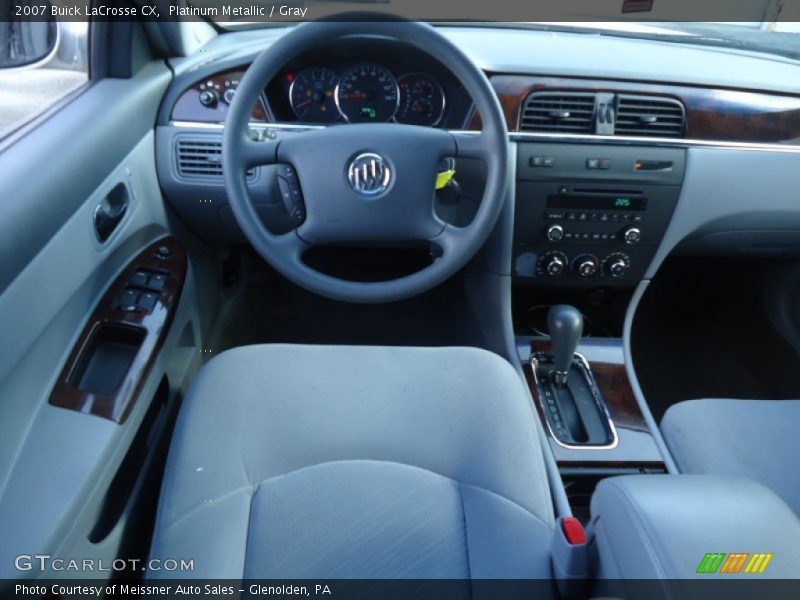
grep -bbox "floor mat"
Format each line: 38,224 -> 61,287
219,262 -> 469,350
631,257 -> 800,422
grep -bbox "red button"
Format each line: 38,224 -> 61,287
561,516 -> 586,545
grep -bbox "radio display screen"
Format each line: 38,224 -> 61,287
547,195 -> 646,212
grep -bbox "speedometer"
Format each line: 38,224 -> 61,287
289,67 -> 340,123
335,63 -> 399,123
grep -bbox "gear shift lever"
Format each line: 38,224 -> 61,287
548,305 -> 583,387
531,305 -> 612,447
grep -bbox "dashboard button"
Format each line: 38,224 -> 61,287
137,292 -> 159,314
199,89 -> 218,108
540,251 -> 568,276
117,289 -> 140,312
277,164 -> 306,225
573,254 -> 599,277
546,224 -> 565,241
623,227 -> 642,244
604,252 -> 631,277
130,270 -> 149,288
147,273 -> 168,291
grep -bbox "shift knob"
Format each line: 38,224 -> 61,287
548,305 -> 583,386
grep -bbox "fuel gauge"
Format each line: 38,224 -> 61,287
396,73 -> 445,127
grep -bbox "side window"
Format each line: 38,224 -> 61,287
0,13 -> 88,138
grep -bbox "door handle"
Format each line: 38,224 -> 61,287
94,183 -> 129,243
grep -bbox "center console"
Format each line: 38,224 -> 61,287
512,142 -> 685,519
590,475 -> 800,585
513,143 -> 685,285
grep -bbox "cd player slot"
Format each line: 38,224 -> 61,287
570,188 -> 645,196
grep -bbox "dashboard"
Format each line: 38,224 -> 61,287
171,38 -> 474,129
159,25 -> 800,289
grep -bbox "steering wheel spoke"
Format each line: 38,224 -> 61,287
429,224 -> 469,258
274,229 -> 311,260
452,131 -> 492,161
242,137 -> 280,168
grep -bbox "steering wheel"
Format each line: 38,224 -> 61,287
223,19 -> 509,304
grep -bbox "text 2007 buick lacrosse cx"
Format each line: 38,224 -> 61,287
2,4 -> 800,599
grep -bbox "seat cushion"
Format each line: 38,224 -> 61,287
661,398 -> 800,515
148,344 -> 555,580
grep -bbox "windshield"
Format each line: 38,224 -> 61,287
520,22 -> 800,61
204,0 -> 800,62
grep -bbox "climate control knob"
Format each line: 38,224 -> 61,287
546,224 -> 565,241
604,253 -> 631,278
573,254 -> 599,277
540,251 -> 568,276
623,226 -> 642,244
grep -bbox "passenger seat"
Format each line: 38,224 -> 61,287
660,398 -> 800,515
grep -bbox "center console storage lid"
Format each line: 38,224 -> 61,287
590,475 -> 800,581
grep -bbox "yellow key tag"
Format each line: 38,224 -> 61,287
436,158 -> 456,190
435,169 -> 456,190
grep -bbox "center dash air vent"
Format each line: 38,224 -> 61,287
176,137 -> 255,180
519,92 -> 596,133
615,94 -> 686,137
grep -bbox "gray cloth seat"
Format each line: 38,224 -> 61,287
148,344 -> 555,579
661,398 -> 800,515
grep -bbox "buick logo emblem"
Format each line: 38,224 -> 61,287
347,153 -> 391,197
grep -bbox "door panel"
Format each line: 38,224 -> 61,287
0,59 -> 202,578
0,61 -> 170,292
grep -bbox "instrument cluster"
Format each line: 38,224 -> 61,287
281,63 -> 446,127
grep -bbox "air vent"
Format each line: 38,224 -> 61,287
615,94 -> 685,137
176,137 -> 255,180
520,92 -> 596,133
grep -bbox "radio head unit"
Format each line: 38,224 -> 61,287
513,143 -> 685,286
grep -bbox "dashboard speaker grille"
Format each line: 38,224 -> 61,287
614,94 -> 686,137
520,92 -> 596,133
176,137 -> 255,180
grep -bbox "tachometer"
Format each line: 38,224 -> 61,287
396,73 -> 445,126
289,67 -> 340,123
335,63 -> 399,123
